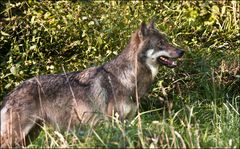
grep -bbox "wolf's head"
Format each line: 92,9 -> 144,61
133,21 -> 184,78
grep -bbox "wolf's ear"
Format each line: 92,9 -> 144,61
138,22 -> 148,39
147,20 -> 155,30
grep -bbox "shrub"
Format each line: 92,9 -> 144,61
0,1 -> 239,148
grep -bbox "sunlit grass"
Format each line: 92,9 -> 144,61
1,1 -> 239,148
26,95 -> 239,148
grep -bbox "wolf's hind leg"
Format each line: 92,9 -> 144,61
0,106 -> 38,147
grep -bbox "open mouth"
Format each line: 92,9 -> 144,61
158,56 -> 177,68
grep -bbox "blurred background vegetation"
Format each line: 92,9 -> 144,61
0,1 -> 239,148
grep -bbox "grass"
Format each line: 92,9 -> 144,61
26,96 -> 239,148
0,1 -> 240,148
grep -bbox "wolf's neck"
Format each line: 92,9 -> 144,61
104,48 -> 136,91
103,47 -> 153,96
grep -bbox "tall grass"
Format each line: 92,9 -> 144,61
0,1 -> 239,148
26,97 -> 239,148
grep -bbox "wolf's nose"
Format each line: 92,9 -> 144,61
177,49 -> 184,57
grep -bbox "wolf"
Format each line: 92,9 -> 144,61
0,21 -> 184,147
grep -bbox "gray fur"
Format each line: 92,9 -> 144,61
0,21 -> 184,147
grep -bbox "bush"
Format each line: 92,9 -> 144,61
0,1 -> 239,148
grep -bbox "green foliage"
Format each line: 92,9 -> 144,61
0,1 -> 239,148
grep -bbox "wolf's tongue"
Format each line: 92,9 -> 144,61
158,57 -> 177,67
166,60 -> 176,66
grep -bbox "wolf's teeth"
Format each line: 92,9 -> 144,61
160,57 -> 167,61
172,61 -> 177,65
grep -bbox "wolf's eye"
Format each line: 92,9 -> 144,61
157,42 -> 162,48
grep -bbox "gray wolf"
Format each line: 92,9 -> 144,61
0,21 -> 184,147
